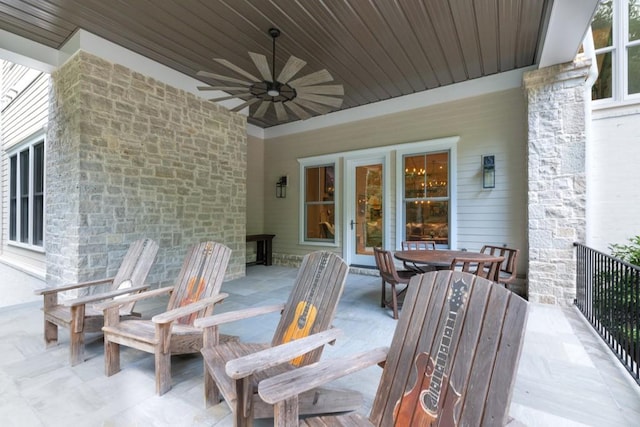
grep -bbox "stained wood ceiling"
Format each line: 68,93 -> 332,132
0,0 -> 550,128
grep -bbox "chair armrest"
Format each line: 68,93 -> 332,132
95,286 -> 174,311
225,328 -> 344,380
258,346 -> 389,405
152,293 -> 228,324
34,277 -> 114,295
62,285 -> 150,307
193,303 -> 285,329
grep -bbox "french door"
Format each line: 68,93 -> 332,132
345,156 -> 388,266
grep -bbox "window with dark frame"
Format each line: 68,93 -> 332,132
9,139 -> 45,248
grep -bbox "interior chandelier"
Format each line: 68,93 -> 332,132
197,28 -> 344,122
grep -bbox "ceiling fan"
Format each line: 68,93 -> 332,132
197,28 -> 344,122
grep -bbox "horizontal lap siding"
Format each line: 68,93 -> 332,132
261,88 -> 528,274
1,62 -> 49,273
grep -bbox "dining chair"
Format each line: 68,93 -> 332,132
449,256 -> 504,282
400,240 -> 437,273
480,245 -> 520,289
373,247 -> 415,319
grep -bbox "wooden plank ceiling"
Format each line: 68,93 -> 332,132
0,0 -> 549,128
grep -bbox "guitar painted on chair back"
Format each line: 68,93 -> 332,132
282,251 -> 330,365
394,278 -> 469,426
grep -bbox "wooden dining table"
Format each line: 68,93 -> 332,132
394,249 -> 504,269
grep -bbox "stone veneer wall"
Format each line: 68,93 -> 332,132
46,51 -> 246,287
523,58 -> 591,305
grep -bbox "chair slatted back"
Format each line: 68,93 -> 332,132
401,241 -> 436,251
110,238 -> 159,313
450,256 -> 504,282
271,251 -> 348,366
369,271 -> 528,426
374,247 -> 405,283
167,241 -> 232,325
481,245 -> 520,285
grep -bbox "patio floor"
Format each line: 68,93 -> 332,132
1,262 -> 639,426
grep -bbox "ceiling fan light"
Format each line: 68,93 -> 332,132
267,88 -> 280,97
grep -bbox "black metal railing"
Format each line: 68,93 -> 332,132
574,242 -> 640,384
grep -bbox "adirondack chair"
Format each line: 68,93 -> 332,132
98,241 -> 231,395
193,251 -> 358,427
34,238 -> 159,366
257,270 -> 529,427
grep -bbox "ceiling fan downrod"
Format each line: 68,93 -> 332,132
267,28 -> 281,97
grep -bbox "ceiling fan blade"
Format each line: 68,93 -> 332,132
253,101 -> 271,119
249,52 -> 273,81
208,93 -> 251,102
230,97 -> 260,112
274,102 -> 288,121
197,71 -> 252,86
277,55 -> 307,84
295,85 -> 344,96
296,93 -> 343,108
213,58 -> 261,82
284,101 -> 312,120
291,98 -> 332,115
197,86 -> 250,91
288,69 -> 333,87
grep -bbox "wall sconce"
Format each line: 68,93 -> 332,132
276,175 -> 287,198
482,155 -> 495,189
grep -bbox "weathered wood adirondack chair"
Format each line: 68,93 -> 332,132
98,241 -> 231,395
34,238 -> 159,366
194,251 -> 358,427
258,270 -> 529,427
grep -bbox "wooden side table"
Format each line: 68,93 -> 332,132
246,234 -> 275,266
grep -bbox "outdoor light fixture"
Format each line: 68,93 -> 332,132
482,155 -> 495,189
276,175 -> 287,198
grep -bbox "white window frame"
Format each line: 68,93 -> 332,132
592,0 -> 640,106
395,137 -> 458,250
298,155 -> 340,247
7,131 -> 46,252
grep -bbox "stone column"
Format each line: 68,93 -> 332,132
46,51 -> 247,288
523,58 -> 591,305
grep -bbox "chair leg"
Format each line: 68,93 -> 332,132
155,350 -> 172,395
380,279 -> 386,308
69,330 -> 85,366
44,319 -> 58,348
105,338 -> 120,377
391,284 -> 399,320
204,363 -> 221,407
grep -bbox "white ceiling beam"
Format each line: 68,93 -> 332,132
538,0 -> 600,68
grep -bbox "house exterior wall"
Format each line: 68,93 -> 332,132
589,109 -> 640,251
0,60 -> 49,276
45,51 -> 246,287
261,88 -> 529,280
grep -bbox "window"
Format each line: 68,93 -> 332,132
592,0 -> 640,101
403,151 -> 450,247
9,136 -> 45,248
303,164 -> 335,242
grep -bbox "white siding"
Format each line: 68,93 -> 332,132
1,61 -> 49,275
262,88 -> 528,274
589,109 -> 640,252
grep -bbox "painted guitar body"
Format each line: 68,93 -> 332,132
282,300 -> 318,365
394,352 -> 460,426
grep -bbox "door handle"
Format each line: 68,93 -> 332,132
350,220 -> 358,230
